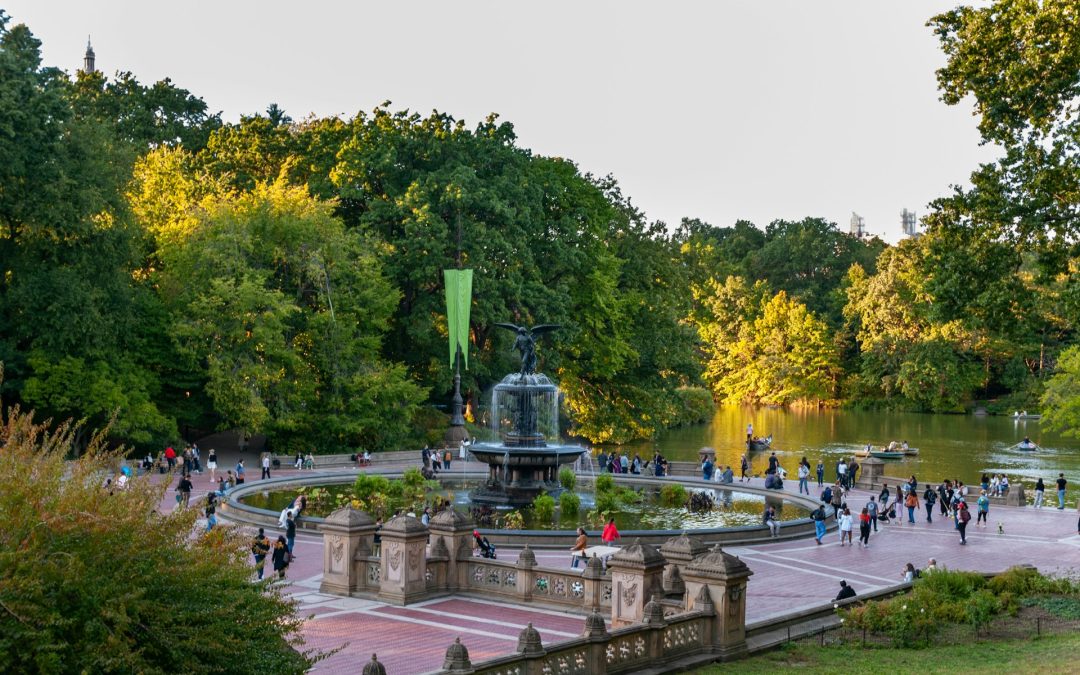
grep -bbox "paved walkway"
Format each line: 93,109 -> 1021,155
148,458 -> 1080,674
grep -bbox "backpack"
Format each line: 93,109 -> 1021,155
959,508 -> 971,523
926,490 -> 936,505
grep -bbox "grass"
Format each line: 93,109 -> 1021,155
695,632 -> 1080,674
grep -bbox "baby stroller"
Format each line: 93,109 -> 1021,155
474,530 -> 497,559
879,503 -> 896,523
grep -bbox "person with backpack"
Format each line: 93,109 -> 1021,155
904,489 -> 920,524
957,501 -> 971,544
923,485 -> 937,523
235,460 -> 246,485
858,507 -> 872,548
252,528 -> 271,580
866,495 -> 879,532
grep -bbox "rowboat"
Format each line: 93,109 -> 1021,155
747,435 -> 772,452
1012,412 -> 1041,420
869,450 -> 905,459
1014,441 -> 1039,452
903,447 -> 919,456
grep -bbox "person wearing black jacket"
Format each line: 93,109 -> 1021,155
271,536 -> 290,579
285,514 -> 297,557
177,474 -> 193,508
835,580 -> 856,602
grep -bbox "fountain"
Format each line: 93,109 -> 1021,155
469,323 -> 586,506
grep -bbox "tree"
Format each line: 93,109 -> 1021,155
1041,345 -> 1080,437
0,403 -> 317,672
156,180 -> 426,452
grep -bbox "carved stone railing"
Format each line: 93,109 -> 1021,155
464,558 -> 605,610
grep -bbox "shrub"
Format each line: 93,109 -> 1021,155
965,589 -> 1002,633
559,467 -> 577,491
559,490 -> 581,518
594,473 -> 615,493
532,494 -> 556,522
660,483 -> 687,507
594,491 -> 619,515
501,510 -> 525,530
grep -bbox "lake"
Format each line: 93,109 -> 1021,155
612,407 -> 1079,504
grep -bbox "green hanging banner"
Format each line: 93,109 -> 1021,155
444,269 -> 473,370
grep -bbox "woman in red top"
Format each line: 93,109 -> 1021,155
858,507 -> 872,548
601,517 -> 620,544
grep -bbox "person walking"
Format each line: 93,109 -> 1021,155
192,445 -> 202,474
285,513 -> 297,556
261,453 -> 271,480
816,460 -> 824,488
570,527 -> 588,568
905,489 -> 919,524
1056,473 -> 1068,510
923,484 -> 937,523
811,503 -> 827,545
858,507 -> 871,548
177,473 -> 192,509
271,535 -> 291,579
601,517 -> 621,545
879,483 -> 891,513
838,507 -> 853,546
252,528 -> 271,580
977,490 -> 990,527
740,455 -> 750,483
837,459 -> 848,489
207,448 -> 218,484
957,502 -> 971,544
938,482 -> 951,517
1033,477 -> 1045,508
235,460 -> 246,485
866,496 -> 879,532
797,461 -> 810,495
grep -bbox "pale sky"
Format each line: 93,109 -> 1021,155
7,1 -> 996,242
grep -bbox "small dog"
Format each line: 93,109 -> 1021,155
998,522 -> 1004,535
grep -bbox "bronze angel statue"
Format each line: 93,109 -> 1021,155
494,322 -> 560,376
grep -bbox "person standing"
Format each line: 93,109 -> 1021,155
938,482 -> 951,517
164,446 -> 177,473
797,461 -> 810,495
958,502 -> 971,544
746,422 -> 753,441
816,460 -> 824,488
177,473 -> 192,509
866,496 -> 879,532
977,490 -> 990,527
1056,473 -> 1068,510
858,507 -> 871,548
443,448 -> 452,471
192,446 -> 202,474
905,488 -> 919,524
373,517 -> 383,557
235,460 -> 246,485
252,528 -> 271,579
923,484 -> 937,523
702,456 -> 715,481
838,507 -> 853,546
879,483 -> 891,513
271,535 -> 291,579
740,455 -> 750,483
837,459 -> 848,489
767,452 -> 779,475
598,450 -> 609,474
1033,477 -> 1045,508
261,453 -> 271,480
811,504 -> 827,545
207,448 -> 218,484
285,513 -> 297,556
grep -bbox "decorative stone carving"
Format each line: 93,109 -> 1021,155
378,515 -> 429,605
681,543 -> 753,659
582,609 -> 608,639
443,637 -> 472,671
606,539 -> 667,628
517,622 -> 545,655
319,506 -> 376,596
362,653 -> 387,675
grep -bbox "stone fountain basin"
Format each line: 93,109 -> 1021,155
468,443 -> 586,467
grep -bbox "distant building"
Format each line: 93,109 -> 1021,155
849,212 -> 869,239
901,208 -> 920,238
82,37 -> 95,73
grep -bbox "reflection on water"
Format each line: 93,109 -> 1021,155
612,407 -> 1079,505
239,477 -> 810,530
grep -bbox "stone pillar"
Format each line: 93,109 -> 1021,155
442,637 -> 474,674
515,545 -> 537,602
378,515 -> 429,605
582,610 -> 609,675
581,554 -> 606,611
682,544 -> 753,660
660,533 -> 707,603
516,623 -> 547,675
362,654 -> 387,675
429,509 -> 475,592
855,456 -> 885,490
319,506 -> 376,596
606,539 -> 667,628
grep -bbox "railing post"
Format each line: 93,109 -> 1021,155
516,545 -> 537,603
582,609 -> 610,675
319,506 -> 375,596
582,554 -> 605,611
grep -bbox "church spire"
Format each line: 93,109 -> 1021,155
83,36 -> 96,73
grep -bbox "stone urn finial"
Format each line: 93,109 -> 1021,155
517,622 -> 544,655
583,609 -> 608,638
362,653 -> 387,675
517,544 -> 537,568
642,593 -> 666,625
443,637 -> 471,671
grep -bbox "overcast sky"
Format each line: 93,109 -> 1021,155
8,1 -> 996,242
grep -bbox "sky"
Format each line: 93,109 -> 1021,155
6,1 -> 997,242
